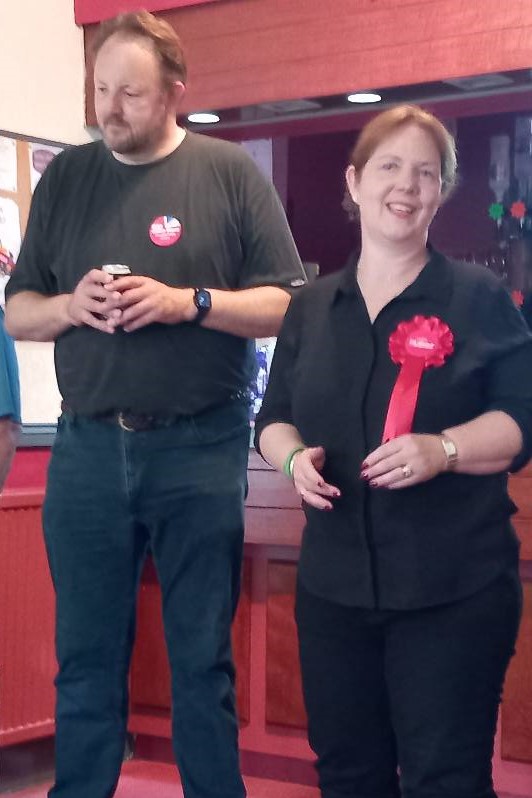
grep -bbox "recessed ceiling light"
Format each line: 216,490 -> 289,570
347,92 -> 382,104
187,112 -> 220,124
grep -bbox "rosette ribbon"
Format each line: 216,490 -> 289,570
382,315 -> 454,442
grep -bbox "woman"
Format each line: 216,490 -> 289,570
255,105 -> 532,798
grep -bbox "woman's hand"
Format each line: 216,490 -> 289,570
361,434 -> 447,489
292,446 -> 341,510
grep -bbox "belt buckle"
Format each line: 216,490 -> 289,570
118,411 -> 136,432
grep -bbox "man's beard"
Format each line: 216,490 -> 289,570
102,116 -> 163,156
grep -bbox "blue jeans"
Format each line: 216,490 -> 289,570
43,401 -> 250,798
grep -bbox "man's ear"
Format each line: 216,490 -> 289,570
168,80 -> 186,109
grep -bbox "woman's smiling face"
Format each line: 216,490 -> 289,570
346,123 -> 444,248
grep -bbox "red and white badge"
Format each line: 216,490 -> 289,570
149,215 -> 182,247
382,316 -> 454,442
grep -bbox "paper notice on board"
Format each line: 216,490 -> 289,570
0,196 -> 21,306
0,136 -> 17,193
29,142 -> 63,192
15,340 -> 62,424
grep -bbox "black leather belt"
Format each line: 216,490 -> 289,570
61,404 -> 183,432
101,411 -> 182,432
61,391 -> 250,432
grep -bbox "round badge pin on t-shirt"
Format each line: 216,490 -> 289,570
149,215 -> 182,247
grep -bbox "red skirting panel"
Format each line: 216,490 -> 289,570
129,557 -> 252,726
501,465 -> 532,762
265,561 -> 306,729
0,493 -> 56,746
501,580 -> 532,762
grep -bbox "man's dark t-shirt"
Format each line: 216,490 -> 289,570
7,132 -> 305,415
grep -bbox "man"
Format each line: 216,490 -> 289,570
5,11 -> 305,798
0,307 -> 20,491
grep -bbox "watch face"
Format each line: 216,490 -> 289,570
442,439 -> 457,458
196,290 -> 210,309
194,289 -> 212,318
440,435 -> 458,469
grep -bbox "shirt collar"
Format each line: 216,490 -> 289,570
335,246 -> 453,307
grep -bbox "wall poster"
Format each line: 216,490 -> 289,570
0,131 -> 64,426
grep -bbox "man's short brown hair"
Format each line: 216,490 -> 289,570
92,10 -> 187,86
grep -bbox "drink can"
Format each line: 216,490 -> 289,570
102,264 -> 132,279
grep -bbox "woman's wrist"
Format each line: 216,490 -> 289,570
282,446 -> 306,478
439,432 -> 458,471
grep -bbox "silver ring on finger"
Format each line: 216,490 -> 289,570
401,463 -> 413,479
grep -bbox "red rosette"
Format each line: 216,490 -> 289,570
389,315 -> 454,367
382,316 -> 454,442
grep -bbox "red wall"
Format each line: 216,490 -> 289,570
84,1 -> 532,123
75,0 -> 215,25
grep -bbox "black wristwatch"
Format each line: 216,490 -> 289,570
193,288 -> 212,323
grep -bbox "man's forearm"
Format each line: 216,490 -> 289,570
0,419 -> 19,492
5,292 -> 72,341
199,286 -> 291,338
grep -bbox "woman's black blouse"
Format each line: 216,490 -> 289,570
255,251 -> 532,610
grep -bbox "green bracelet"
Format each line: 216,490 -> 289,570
283,446 -> 306,478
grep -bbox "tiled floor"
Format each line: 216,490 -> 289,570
5,759 -> 530,798
4,760 -> 320,797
